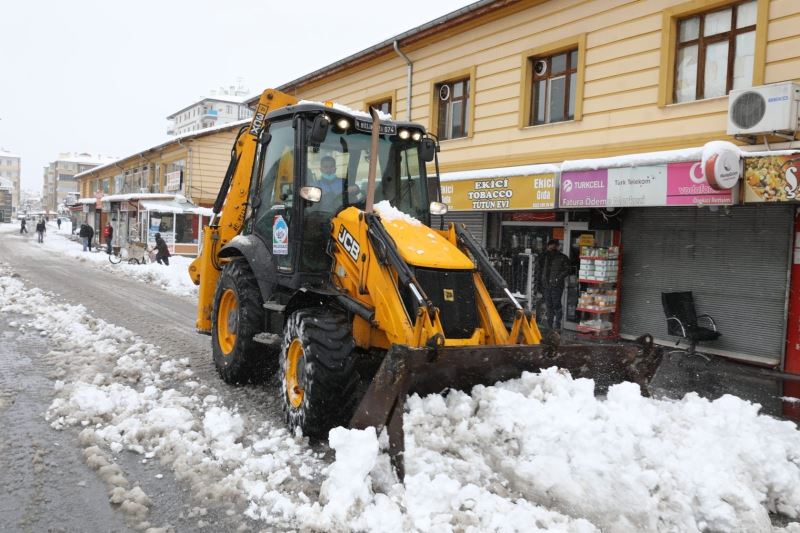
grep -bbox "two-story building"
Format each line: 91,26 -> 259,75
75,121 -> 243,256
250,0 -> 799,373
0,149 -> 21,218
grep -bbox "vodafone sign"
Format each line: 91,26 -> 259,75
702,141 -> 741,190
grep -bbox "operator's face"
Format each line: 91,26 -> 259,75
320,160 -> 336,176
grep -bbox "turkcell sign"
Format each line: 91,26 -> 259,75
559,169 -> 607,207
559,163 -> 732,208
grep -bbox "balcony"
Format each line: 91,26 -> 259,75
203,109 -> 219,119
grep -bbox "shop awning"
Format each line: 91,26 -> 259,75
138,199 -> 212,217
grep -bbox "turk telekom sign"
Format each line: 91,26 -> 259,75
559,162 -> 732,208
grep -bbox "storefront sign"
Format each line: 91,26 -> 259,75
702,140 -> 741,190
441,174 -> 557,211
743,154 -> 800,202
165,170 -> 182,192
560,163 -> 732,208
578,234 -> 595,246
667,162 -> 733,206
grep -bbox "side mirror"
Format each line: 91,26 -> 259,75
419,138 -> 436,162
309,115 -> 330,146
299,186 -> 321,203
430,201 -> 448,215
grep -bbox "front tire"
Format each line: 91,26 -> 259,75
212,260 -> 277,383
281,308 -> 358,438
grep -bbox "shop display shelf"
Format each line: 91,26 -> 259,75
578,278 -> 616,284
576,306 -> 616,314
576,324 -> 613,334
579,255 -> 619,260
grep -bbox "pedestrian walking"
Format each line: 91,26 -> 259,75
79,222 -> 92,252
535,238 -> 571,330
35,219 -> 46,243
154,232 -> 171,266
56,218 -> 62,230
19,218 -> 27,234
103,222 -> 113,254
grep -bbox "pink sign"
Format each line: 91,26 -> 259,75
666,162 -> 732,206
559,169 -> 608,207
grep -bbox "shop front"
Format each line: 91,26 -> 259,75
138,197 -> 212,256
440,165 -> 559,315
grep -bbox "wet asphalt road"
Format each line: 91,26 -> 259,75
0,230 -> 288,532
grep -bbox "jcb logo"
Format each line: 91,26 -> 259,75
337,226 -> 360,262
443,289 -> 454,302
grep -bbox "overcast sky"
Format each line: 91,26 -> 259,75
0,0 -> 473,191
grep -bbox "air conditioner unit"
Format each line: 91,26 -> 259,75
727,81 -> 800,136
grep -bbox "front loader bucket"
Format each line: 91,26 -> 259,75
349,334 -> 661,479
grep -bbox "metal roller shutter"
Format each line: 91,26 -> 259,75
441,212 -> 487,247
620,205 -> 793,364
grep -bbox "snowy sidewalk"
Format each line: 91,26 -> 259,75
0,220 -> 197,298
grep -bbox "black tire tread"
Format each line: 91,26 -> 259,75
212,260 -> 277,384
281,308 -> 359,438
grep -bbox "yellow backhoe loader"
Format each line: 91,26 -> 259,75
189,89 -> 660,477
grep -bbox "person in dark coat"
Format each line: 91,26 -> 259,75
56,218 -> 62,230
535,238 -> 571,330
154,232 -> 171,265
35,219 -> 46,243
79,223 -> 92,252
19,218 -> 27,234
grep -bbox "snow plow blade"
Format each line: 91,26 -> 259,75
349,334 -> 660,479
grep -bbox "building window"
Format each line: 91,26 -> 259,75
436,78 -> 470,140
368,99 -> 392,115
674,0 -> 757,103
529,49 -> 579,125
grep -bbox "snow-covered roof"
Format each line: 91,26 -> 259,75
167,94 -> 251,119
56,153 -> 117,165
0,149 -> 21,159
440,163 -> 560,182
139,198 -> 212,216
438,142 -> 796,183
102,193 -> 175,202
75,119 -> 248,179
297,99 -> 393,121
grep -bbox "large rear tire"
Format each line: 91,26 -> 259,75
280,308 -> 358,438
212,260 -> 277,383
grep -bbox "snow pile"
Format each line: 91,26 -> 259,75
304,369 -> 800,532
375,199 -> 421,225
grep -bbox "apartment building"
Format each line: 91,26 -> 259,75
0,149 -> 21,218
166,85 -> 253,135
43,153 -> 117,213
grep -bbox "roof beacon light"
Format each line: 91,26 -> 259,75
398,129 -> 410,140
336,118 -> 350,130
324,100 -> 334,108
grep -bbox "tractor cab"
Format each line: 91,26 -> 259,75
245,103 -> 443,278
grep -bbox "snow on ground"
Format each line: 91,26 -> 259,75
0,220 -> 197,298
1,257 -> 800,532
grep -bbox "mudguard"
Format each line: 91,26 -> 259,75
219,234 -> 277,303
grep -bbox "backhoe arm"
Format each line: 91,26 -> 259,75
189,89 -> 298,333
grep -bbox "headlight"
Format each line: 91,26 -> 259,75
398,129 -> 410,140
411,131 -> 422,141
336,118 -> 350,130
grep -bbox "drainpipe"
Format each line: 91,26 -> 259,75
177,138 -> 193,202
393,40 -> 413,121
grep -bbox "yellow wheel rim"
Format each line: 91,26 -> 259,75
285,338 -> 305,408
217,288 -> 238,355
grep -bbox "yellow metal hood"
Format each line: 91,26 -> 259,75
378,214 -> 474,270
